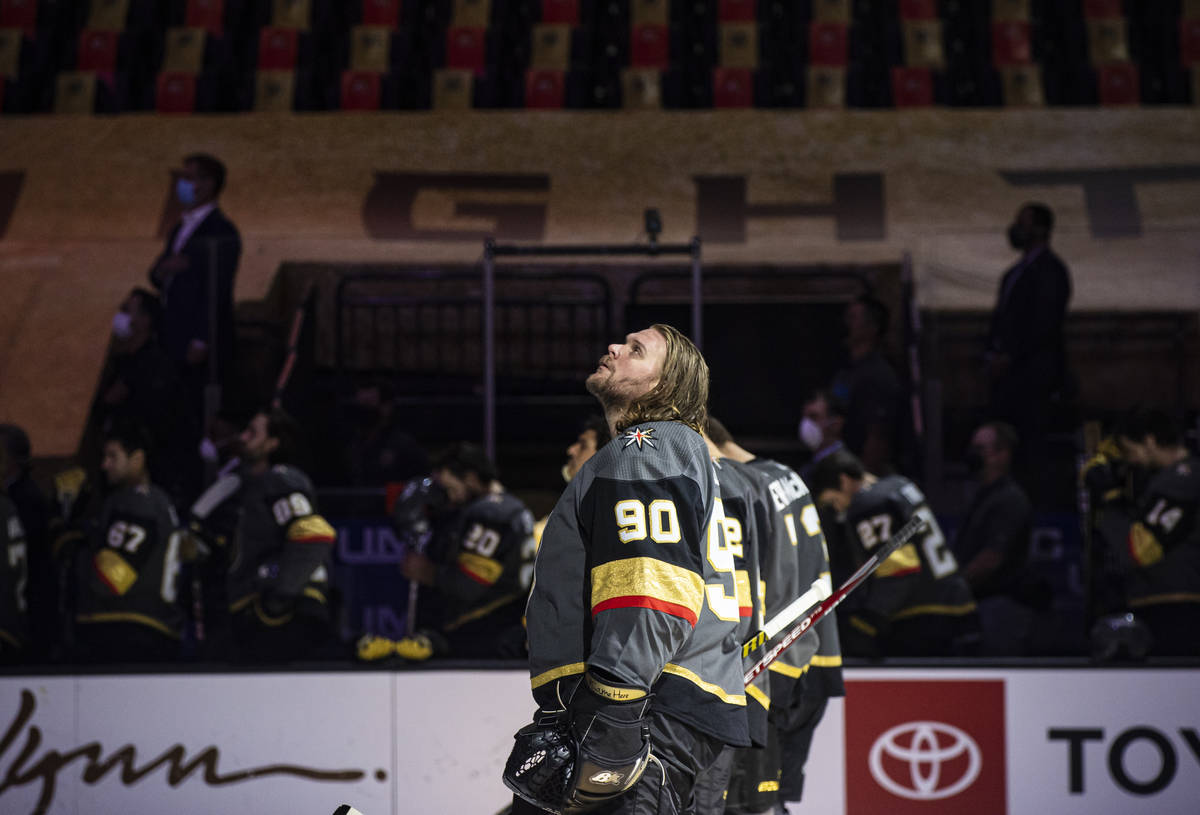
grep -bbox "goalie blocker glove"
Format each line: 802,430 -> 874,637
504,672 -> 652,813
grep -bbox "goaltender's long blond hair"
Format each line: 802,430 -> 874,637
614,324 -> 709,435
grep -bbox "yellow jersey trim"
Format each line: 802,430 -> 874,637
75,612 -> 180,639
810,654 -> 843,668
1128,522 -> 1164,567
746,682 -> 770,710
876,544 -> 921,577
768,660 -> 811,679
445,592 -> 522,631
891,602 -> 978,621
662,663 -> 746,706
531,662 -> 587,691
457,551 -> 504,585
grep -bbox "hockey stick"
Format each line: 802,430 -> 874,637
742,513 -> 927,686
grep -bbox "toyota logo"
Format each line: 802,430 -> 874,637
868,721 -> 982,800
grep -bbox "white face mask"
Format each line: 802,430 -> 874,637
112,311 -> 134,339
798,416 -> 824,451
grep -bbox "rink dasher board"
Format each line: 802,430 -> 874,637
0,667 -> 1197,815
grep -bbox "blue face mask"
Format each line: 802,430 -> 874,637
175,177 -> 197,207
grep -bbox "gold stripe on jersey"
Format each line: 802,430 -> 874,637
768,660 -> 811,679
1130,592 -> 1200,607
93,549 -> 138,595
849,615 -> 878,636
811,653 -> 843,668
875,543 -> 921,577
445,591 -> 522,631
1128,522 -> 1164,567
0,629 -> 21,649
662,663 -> 747,706
591,557 -> 705,622
75,611 -> 181,639
891,601 -> 978,620
746,682 -> 770,710
287,515 -> 336,544
457,551 -> 504,585
531,661 -> 587,690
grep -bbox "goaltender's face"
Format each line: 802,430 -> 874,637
586,328 -> 666,408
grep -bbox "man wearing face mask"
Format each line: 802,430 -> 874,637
148,154 -> 241,414
797,389 -> 846,482
953,421 -> 1035,656
90,289 -> 185,494
985,202 -> 1072,499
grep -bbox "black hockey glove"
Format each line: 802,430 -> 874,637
563,672 -> 652,810
504,706 -> 575,814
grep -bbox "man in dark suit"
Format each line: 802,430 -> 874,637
149,153 -> 241,389
986,202 -> 1072,502
149,153 -> 241,500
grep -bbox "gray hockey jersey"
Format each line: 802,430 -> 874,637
525,421 -> 750,748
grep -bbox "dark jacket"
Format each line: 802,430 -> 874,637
987,247 -> 1071,394
149,207 -> 241,378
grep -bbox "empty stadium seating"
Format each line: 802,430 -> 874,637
0,0 -> 1194,114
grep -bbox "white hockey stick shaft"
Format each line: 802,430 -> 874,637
742,514 -> 927,685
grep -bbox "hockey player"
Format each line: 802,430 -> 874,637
505,325 -> 747,815
1116,409 -> 1200,656
190,408 -> 336,662
533,416 -> 612,547
810,449 -> 979,657
690,428 -> 781,815
73,422 -> 184,663
361,442 -> 536,661
709,417 -> 842,813
0,455 -> 28,663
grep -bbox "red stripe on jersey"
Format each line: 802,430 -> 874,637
93,562 -> 122,596
886,565 -> 921,578
739,606 -> 753,617
591,595 -> 699,626
458,564 -> 498,586
290,533 -> 335,544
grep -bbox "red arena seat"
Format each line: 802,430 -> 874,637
541,0 -> 579,25
340,69 -> 381,110
524,68 -> 565,108
258,26 -> 299,70
1097,62 -> 1139,105
156,71 -> 196,113
185,0 -> 224,36
891,65 -> 933,106
445,26 -> 486,73
78,29 -> 119,72
630,23 -> 670,69
713,66 -> 753,107
992,20 -> 1032,66
362,0 -> 399,28
809,22 -> 849,66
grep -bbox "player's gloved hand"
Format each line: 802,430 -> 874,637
563,671 -> 653,810
53,466 -> 90,523
355,630 -> 447,662
504,704 -> 574,815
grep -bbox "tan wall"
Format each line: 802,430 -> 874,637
1,110 -> 1199,455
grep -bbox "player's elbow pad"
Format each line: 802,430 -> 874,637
567,673 -> 653,808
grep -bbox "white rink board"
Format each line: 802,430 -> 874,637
1,668 -> 1198,815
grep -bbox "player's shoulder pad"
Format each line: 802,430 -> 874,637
468,491 -> 532,530
266,464 -> 317,498
590,421 -> 709,486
